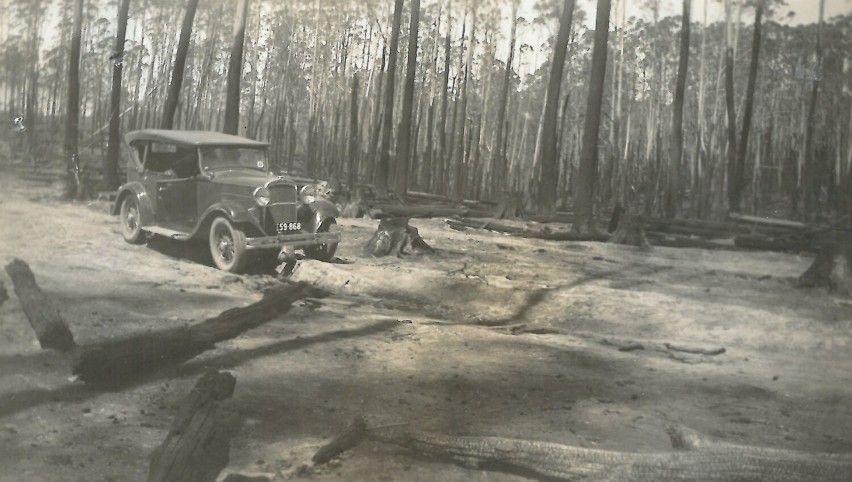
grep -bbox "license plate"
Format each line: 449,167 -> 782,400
277,222 -> 302,233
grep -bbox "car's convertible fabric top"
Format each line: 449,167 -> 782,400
125,129 -> 270,148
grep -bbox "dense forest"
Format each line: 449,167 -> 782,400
1,0 -> 850,226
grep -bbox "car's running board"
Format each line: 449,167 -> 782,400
144,226 -> 191,240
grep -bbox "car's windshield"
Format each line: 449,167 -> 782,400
199,147 -> 268,172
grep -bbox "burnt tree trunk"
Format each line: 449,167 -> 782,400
103,0 -> 132,189
147,371 -> 238,482
572,0 -> 611,232
4,259 -> 76,351
160,0 -> 199,129
735,0 -> 763,214
223,0 -> 250,135
63,0 -> 84,199
394,0 -> 420,200
665,0 -> 690,218
537,0 -> 576,214
376,0 -> 404,191
610,214 -> 650,248
494,190 -> 526,220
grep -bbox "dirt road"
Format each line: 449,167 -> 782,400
1,172 -> 851,481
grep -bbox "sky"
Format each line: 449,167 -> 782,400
569,0 -> 852,27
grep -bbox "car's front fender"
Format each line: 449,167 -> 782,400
298,198 -> 339,232
113,182 -> 154,226
192,200 -> 262,238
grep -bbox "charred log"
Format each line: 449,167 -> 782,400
312,416 -> 368,465
4,259 -> 76,351
147,371 -> 239,482
734,234 -> 814,253
446,218 -> 609,242
74,282 -> 327,384
364,218 -> 435,257
370,425 -> 852,481
367,203 -> 468,219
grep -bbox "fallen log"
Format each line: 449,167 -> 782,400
664,342 -> 726,356
734,234 -> 815,253
367,203 -> 468,219
645,232 -> 737,251
526,212 -> 574,224
370,426 -> 852,481
73,282 -> 326,384
147,371 -> 238,482
644,216 -> 749,233
445,218 -> 609,242
728,213 -> 808,231
221,475 -> 271,482
312,416 -> 368,465
4,259 -> 76,351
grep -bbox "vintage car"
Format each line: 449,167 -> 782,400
111,129 -> 341,273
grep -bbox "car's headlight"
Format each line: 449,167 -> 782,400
253,187 -> 271,206
299,184 -> 318,204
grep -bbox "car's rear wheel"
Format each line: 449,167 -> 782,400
304,218 -> 339,262
119,195 -> 145,244
209,217 -> 248,272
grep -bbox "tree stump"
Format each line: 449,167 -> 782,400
147,371 -> 239,482
4,259 -> 76,351
609,214 -> 650,248
797,234 -> 852,296
364,218 -> 434,257
494,190 -> 526,220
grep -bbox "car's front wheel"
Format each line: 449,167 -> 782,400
304,218 -> 339,262
209,217 -> 248,272
119,195 -> 145,244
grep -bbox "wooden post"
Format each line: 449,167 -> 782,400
4,259 -> 76,351
147,371 -> 238,482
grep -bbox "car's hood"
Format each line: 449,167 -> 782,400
210,170 -> 292,188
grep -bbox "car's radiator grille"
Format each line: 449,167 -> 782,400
270,184 -> 297,204
264,183 -> 298,233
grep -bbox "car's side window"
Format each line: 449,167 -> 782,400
145,142 -> 179,173
170,148 -> 200,178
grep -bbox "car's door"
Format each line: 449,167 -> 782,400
154,148 -> 200,231
156,178 -> 198,230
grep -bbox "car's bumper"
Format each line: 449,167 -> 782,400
245,231 -> 341,250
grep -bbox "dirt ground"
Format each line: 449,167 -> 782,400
1,170 -> 851,482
